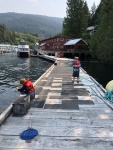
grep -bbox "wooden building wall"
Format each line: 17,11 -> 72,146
39,36 -> 73,51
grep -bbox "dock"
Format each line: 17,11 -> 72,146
0,56 -> 113,149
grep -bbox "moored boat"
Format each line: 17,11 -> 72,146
17,39 -> 30,57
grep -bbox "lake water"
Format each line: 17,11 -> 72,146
0,53 -> 53,113
82,62 -> 113,88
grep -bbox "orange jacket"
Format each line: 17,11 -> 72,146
73,60 -> 80,68
19,78 -> 35,93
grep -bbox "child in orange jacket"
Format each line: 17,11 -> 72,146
17,78 -> 35,100
72,57 -> 81,83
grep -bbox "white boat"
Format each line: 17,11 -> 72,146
17,39 -> 30,57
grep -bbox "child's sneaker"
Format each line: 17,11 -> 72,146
77,80 -> 79,83
72,80 -> 74,83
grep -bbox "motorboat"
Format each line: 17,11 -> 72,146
17,39 -> 30,57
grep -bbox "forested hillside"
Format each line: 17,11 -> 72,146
89,0 -> 113,63
0,12 -> 63,38
0,24 -> 39,48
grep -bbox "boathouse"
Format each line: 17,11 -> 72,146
38,36 -> 91,59
38,36 -> 73,56
0,44 -> 11,53
39,43 -> 50,50
64,38 -> 91,60
0,44 -> 18,53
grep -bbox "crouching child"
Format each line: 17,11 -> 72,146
17,78 -> 35,100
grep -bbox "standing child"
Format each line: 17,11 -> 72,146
16,78 -> 35,100
72,57 -> 81,83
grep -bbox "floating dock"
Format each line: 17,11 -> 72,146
0,56 -> 113,149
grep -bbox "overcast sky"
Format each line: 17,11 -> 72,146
0,0 -> 100,18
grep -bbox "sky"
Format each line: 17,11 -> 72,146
0,0 -> 101,18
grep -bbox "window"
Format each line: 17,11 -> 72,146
66,39 -> 70,42
60,46 -> 63,49
60,38 -> 64,41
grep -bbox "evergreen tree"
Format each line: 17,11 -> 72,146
62,0 -> 89,38
90,3 -> 96,19
90,0 -> 113,63
0,24 -> 39,46
89,3 -> 102,26
82,1 -> 89,34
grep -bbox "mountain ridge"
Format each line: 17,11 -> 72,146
0,12 -> 64,38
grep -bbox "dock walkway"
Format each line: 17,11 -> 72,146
0,58 -> 113,149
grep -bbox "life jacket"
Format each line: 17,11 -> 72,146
73,60 -> 80,67
23,79 -> 35,93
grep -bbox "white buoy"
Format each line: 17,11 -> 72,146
106,80 -> 113,92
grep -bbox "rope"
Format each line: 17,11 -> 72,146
104,91 -> 113,102
66,61 -> 113,103
79,76 -> 96,86
65,63 -> 73,70
80,76 -> 113,103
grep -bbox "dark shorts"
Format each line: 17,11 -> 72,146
29,91 -> 35,100
20,91 -> 35,100
72,71 -> 79,77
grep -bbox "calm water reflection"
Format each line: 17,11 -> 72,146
0,53 -> 53,113
82,62 -> 113,88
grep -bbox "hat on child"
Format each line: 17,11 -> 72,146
75,56 -> 79,59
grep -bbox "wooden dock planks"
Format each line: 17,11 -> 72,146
0,58 -> 113,149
